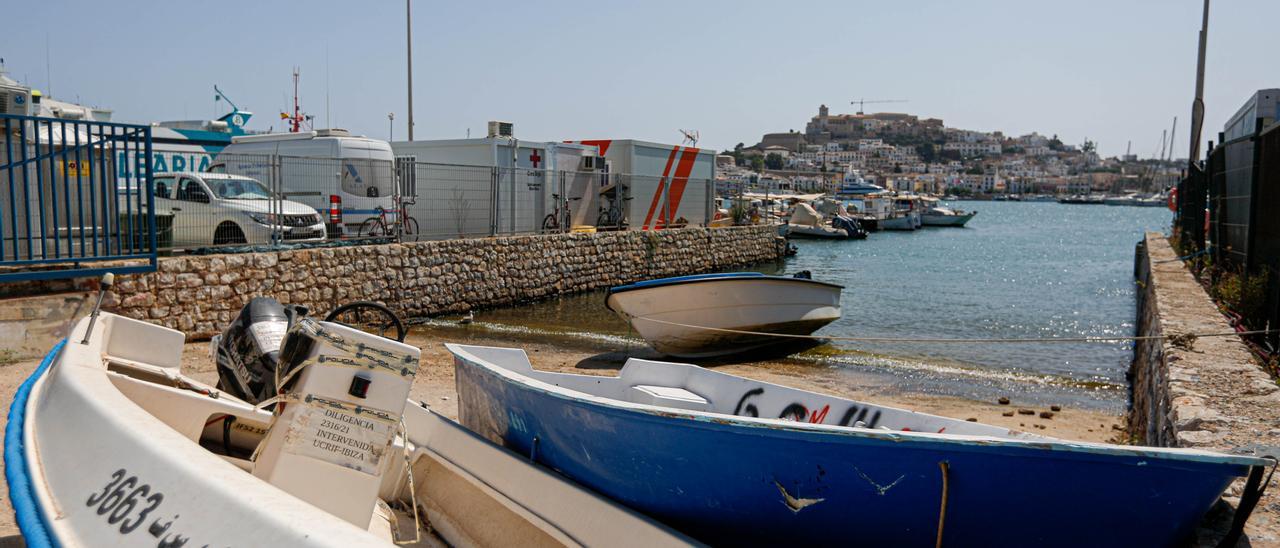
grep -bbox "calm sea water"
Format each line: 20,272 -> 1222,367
767,201 -> 1172,409
416,202 -> 1172,410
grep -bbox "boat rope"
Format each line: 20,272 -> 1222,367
1155,246 -> 1211,264
629,316 -> 1272,344
935,461 -> 950,548
392,418 -> 423,545
1217,459 -> 1278,548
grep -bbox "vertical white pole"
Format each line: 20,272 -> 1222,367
406,0 -> 414,141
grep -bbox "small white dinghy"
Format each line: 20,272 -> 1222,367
5,283 -> 694,547
605,272 -> 843,358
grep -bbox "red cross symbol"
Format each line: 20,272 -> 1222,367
529,150 -> 542,168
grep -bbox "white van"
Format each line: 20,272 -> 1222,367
212,129 -> 398,237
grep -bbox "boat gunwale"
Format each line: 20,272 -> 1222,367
605,274 -> 845,313
4,339 -> 63,548
17,317 -> 389,546
446,343 -> 1269,469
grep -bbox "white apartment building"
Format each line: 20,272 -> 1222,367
943,128 -> 996,143
1015,132 -> 1049,147
943,141 -> 1002,156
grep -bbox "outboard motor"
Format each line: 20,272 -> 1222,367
832,215 -> 867,240
214,297 -> 307,403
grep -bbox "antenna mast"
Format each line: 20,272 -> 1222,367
279,68 -> 312,133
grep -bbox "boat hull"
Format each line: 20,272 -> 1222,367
606,275 -> 842,358
879,215 -> 916,230
921,212 -> 976,227
450,351 -> 1257,547
785,225 -> 849,239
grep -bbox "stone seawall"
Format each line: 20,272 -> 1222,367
1129,232 -> 1280,544
103,226 -> 786,340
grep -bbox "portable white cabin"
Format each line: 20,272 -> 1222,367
390,138 -> 603,234
564,139 -> 715,229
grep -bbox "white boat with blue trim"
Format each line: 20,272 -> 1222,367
605,272 -> 843,358
5,286 -> 693,547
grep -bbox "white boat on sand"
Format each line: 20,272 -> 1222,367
605,272 -> 842,358
6,292 -> 693,546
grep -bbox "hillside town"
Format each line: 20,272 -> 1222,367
719,104 -> 1181,197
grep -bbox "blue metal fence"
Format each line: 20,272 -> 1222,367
0,114 -> 156,282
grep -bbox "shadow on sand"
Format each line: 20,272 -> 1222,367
573,339 -> 830,371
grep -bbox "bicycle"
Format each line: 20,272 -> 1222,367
542,193 -> 581,232
596,195 -> 633,230
358,201 -> 420,240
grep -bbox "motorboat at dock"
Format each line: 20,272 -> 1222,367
604,272 -> 843,358
920,196 -> 977,227
447,344 -> 1271,547
784,202 -> 866,239
1058,194 -> 1106,204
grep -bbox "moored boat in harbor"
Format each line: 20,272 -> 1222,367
447,343 -> 1271,547
784,202 -> 866,239
920,197 -> 977,227
604,272 -> 842,358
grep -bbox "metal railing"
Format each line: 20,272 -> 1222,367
0,114 -> 157,282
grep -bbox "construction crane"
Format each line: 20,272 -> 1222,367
679,129 -> 700,146
850,98 -> 909,115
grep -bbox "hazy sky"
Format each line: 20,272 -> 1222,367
4,0 -> 1275,157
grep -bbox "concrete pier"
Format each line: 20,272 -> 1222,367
1130,232 -> 1280,545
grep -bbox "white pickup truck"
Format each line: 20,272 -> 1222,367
152,172 -> 326,248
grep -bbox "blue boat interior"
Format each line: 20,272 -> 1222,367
446,344 -> 1268,468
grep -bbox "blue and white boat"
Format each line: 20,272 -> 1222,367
605,272 -> 842,358
835,169 -> 886,196
447,343 -> 1270,547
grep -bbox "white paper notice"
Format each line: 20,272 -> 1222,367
282,396 -> 397,475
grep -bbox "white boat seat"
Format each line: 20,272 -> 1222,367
630,385 -> 709,411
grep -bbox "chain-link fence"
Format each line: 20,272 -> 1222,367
141,154 -> 714,252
